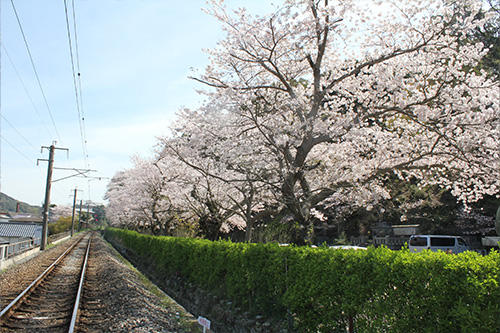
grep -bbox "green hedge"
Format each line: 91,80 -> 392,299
104,228 -> 499,332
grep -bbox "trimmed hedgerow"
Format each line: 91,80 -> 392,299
104,228 -> 499,332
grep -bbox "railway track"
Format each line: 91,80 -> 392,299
0,232 -> 93,332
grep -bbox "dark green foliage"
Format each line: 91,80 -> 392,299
92,205 -> 107,226
48,216 -> 72,235
473,0 -> 500,80
0,193 -> 41,214
105,228 -> 499,332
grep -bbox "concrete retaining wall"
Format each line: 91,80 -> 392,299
0,234 -> 71,271
0,247 -> 40,271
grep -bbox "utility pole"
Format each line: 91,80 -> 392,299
86,201 -> 91,229
41,145 -> 55,251
78,199 -> 83,231
38,143 -> 69,251
70,189 -> 82,237
71,189 -> 77,236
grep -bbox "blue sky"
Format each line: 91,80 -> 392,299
1,0 -> 280,207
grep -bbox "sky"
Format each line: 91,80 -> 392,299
0,0 -> 281,207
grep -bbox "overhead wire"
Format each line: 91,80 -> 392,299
0,136 -> 51,194
4,1 -> 98,204
1,114 -> 38,151
64,0 -> 93,202
72,0 -> 93,203
72,0 -> 89,170
9,0 -> 64,145
0,135 -> 38,167
63,0 -> 87,167
7,0 -> 75,202
1,43 -> 53,139
7,0 -> 72,209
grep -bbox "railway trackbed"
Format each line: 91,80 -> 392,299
0,232 -> 93,332
1,232 -> 192,332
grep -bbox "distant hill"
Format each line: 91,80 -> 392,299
0,193 -> 41,214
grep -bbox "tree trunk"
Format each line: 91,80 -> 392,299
245,218 -> 254,242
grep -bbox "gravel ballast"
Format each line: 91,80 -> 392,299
0,233 -> 200,332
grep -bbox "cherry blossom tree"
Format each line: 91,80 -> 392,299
105,155 -> 186,235
105,170 -> 141,230
189,0 -> 499,242
160,107 -> 279,241
107,0 -> 498,244
49,205 -> 74,223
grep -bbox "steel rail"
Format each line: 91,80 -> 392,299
68,233 -> 92,332
0,233 -> 86,322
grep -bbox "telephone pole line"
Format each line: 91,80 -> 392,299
70,188 -> 83,237
38,143 -> 69,250
78,199 -> 83,231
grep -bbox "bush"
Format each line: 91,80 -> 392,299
104,228 -> 499,332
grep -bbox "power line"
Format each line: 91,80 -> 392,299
2,2 -> 85,205
9,0 -> 63,145
2,40 -> 73,194
10,0 -> 79,192
64,0 -> 92,202
71,0 -> 89,170
64,0 -> 87,165
1,43 -> 53,139
1,114 -> 39,151
1,135 -> 37,166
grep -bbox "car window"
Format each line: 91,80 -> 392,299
410,236 -> 427,247
430,237 -> 455,247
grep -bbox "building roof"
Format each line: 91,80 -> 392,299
0,212 -> 12,223
10,214 -> 43,223
0,222 -> 42,238
10,217 -> 43,223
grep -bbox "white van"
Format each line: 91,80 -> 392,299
409,235 -> 469,253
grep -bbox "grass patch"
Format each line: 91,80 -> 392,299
103,237 -> 203,332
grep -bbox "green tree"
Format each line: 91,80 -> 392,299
48,216 -> 73,235
0,193 -> 41,214
474,0 -> 500,79
92,205 -> 107,227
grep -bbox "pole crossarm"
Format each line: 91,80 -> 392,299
52,167 -> 97,183
41,145 -> 69,156
38,143 -> 102,250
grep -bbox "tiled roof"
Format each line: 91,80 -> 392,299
0,222 -> 42,238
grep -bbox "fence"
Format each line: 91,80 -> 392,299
373,236 -> 406,249
0,238 -> 40,261
351,236 -> 369,246
48,231 -> 71,244
351,236 -> 408,249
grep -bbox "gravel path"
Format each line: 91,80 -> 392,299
0,233 -> 201,332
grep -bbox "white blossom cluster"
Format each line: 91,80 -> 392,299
456,206 -> 496,235
105,0 -> 499,241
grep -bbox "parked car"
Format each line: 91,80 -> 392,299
329,245 -> 367,250
409,235 -> 469,254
